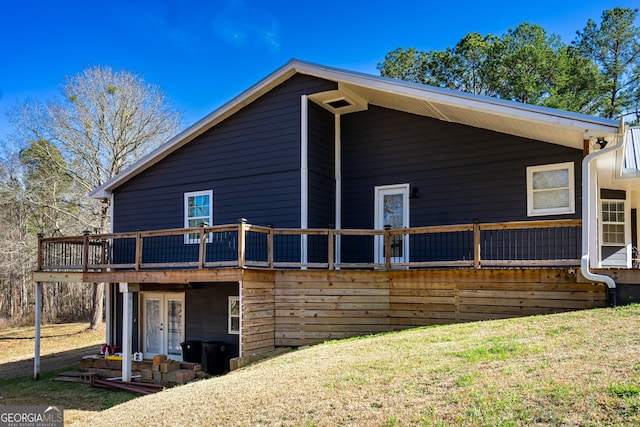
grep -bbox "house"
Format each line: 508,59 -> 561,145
33,60 -> 639,380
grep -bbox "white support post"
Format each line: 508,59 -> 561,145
334,114 -> 342,268
34,281 -> 42,380
301,95 -> 308,268
238,281 -> 243,358
119,282 -> 134,382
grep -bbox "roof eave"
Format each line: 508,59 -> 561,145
89,59 -> 621,198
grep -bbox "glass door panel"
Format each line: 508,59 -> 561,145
142,293 -> 185,360
375,184 -> 410,264
384,193 -> 405,259
166,298 -> 183,358
143,295 -> 162,356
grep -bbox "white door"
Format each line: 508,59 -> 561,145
141,292 -> 185,361
375,184 -> 410,264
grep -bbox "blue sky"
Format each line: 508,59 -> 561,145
0,0 -> 637,143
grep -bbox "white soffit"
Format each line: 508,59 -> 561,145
337,82 -> 616,149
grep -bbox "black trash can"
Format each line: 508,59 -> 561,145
180,340 -> 202,364
203,341 -> 227,375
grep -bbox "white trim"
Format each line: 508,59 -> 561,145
374,184 -> 410,264
526,162 -> 575,216
335,114 -> 341,267
301,95 -> 308,267
184,190 -> 213,244
238,281 -> 243,357
121,282 -> 133,382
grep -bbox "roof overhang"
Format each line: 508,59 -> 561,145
90,59 -> 621,199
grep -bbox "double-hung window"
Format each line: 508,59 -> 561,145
601,200 -> 625,245
184,190 -> 213,244
526,162 -> 575,216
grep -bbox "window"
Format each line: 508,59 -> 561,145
526,162 -> 575,216
601,200 -> 625,245
184,190 -> 213,244
228,296 -> 240,335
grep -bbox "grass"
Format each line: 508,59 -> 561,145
0,323 -> 138,424
0,323 -> 102,364
3,307 -> 640,426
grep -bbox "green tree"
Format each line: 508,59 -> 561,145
378,47 -> 429,84
574,7 -> 640,119
426,32 -> 499,96
489,23 -> 564,104
378,20 -> 606,117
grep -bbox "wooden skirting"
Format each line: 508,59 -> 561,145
241,268 -> 606,354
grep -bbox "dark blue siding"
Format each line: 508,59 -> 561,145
341,105 -> 583,229
113,74 -> 337,233
185,282 -> 239,371
307,100 -> 335,229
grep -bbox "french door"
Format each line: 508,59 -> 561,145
141,292 -> 185,361
375,184 -> 410,264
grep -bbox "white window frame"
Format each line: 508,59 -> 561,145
228,296 -> 240,335
184,190 -> 213,244
526,162 -> 575,216
600,199 -> 626,246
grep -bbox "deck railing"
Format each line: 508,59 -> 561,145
37,219 -> 582,272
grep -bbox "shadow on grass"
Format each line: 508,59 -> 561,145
0,344 -> 100,379
0,329 -> 91,340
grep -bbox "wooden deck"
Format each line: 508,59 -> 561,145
35,219 -> 584,274
32,219 -> 624,360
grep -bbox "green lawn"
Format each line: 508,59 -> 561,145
68,305 -> 640,426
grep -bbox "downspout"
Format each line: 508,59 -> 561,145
581,137 -> 620,307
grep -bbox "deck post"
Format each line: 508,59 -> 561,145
384,225 -> 392,270
134,229 -> 143,271
328,226 -> 335,270
237,218 -> 247,268
267,225 -> 274,269
198,225 -> 207,268
37,233 -> 44,271
119,282 -> 136,382
82,230 -> 90,271
473,220 -> 481,269
34,281 -> 42,380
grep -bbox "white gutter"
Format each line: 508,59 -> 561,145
580,136 -> 621,306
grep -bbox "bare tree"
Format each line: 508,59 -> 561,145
10,66 -> 182,328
